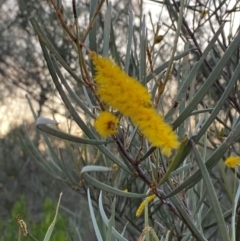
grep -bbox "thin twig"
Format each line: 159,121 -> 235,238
155,0 -> 184,108
47,0 -> 105,111
81,0 -> 105,43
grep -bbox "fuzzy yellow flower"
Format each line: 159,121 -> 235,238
90,52 -> 179,155
132,108 -> 179,156
225,156 -> 240,168
94,111 -> 118,137
136,194 -> 156,217
90,52 -> 152,113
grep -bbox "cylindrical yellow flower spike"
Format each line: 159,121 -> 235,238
90,52 -> 179,156
135,194 -> 156,217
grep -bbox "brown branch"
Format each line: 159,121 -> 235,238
81,0 -> 105,43
46,0 -> 106,111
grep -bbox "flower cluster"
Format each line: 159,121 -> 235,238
90,52 -> 179,156
135,194 -> 156,217
225,156 -> 240,168
94,111 -> 119,137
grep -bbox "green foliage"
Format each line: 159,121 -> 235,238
22,0 -> 240,240
0,196 -> 70,241
32,197 -> 69,241
0,196 -> 29,241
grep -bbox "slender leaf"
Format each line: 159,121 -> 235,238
102,2 -> 112,56
43,193 -> 63,241
166,62 -> 240,197
124,4 -> 133,74
82,173 -> 147,198
81,166 -> 113,174
191,140 -> 229,241
166,24 -> 225,120
231,181 -> 240,241
30,18 -> 84,84
106,197 -> 115,241
158,135 -> 188,186
87,189 -> 103,241
98,192 -> 128,241
173,29 -> 240,128
37,125 -> 112,145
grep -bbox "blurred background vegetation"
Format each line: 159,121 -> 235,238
0,0 -> 240,240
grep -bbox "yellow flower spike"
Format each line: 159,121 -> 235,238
133,108 -> 179,156
90,52 -> 179,155
89,52 -> 152,111
225,156 -> 240,168
136,194 -> 156,217
94,111 -> 119,137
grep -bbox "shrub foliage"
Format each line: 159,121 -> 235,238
22,0 -> 240,240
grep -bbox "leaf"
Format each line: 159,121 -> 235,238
173,26 -> 240,128
30,17 -> 84,84
98,192 -> 128,241
158,134 -> 189,186
124,4 -> 133,74
87,189 -> 103,241
102,2 -> 112,56
166,60 -> 240,197
81,166 -> 113,174
43,193 -> 63,241
82,172 -> 147,198
37,124 -> 112,145
231,181 -> 240,240
36,117 -> 58,125
191,140 -> 229,241
106,196 -> 115,241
